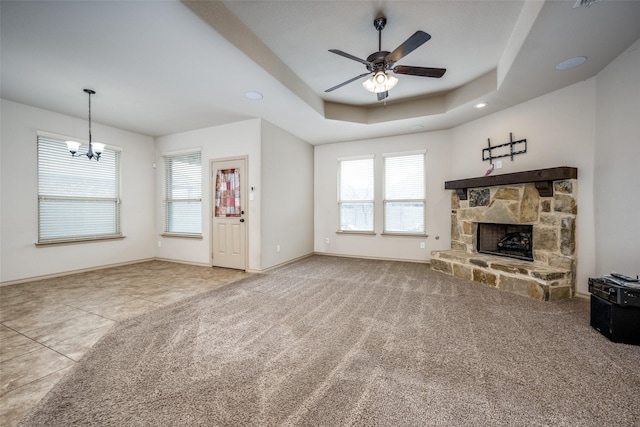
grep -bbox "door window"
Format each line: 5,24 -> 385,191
215,168 -> 241,218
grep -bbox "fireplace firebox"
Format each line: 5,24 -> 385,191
477,223 -> 533,261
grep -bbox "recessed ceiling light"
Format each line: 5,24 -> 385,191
244,91 -> 263,100
475,102 -> 487,109
409,125 -> 424,131
555,56 -> 587,71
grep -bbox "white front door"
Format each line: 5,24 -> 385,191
211,158 -> 247,270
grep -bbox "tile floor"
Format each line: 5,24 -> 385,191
0,261 -> 249,426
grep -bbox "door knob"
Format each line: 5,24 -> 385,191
240,218 -> 245,223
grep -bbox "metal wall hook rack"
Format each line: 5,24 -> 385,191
482,132 -> 527,164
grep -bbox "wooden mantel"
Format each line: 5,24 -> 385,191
444,167 -> 578,200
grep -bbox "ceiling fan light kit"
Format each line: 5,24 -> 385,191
326,15 -> 446,101
363,71 -> 398,93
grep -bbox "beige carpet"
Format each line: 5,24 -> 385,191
19,256 -> 640,426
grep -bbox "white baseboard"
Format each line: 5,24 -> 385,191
0,258 -> 156,287
313,251 -> 430,265
574,291 -> 590,300
153,258 -> 211,268
256,253 -> 316,273
1,257 -> 220,287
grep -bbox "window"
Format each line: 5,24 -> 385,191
338,157 -> 374,232
163,150 -> 202,235
37,134 -> 121,243
383,152 -> 426,234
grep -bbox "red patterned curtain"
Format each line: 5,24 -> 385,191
215,168 -> 241,217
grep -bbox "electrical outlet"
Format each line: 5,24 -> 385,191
420,242 -> 426,249
495,160 -> 503,169
325,237 -> 330,244
276,245 -> 281,252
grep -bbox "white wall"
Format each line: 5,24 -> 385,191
314,78 -> 603,293
261,121 -> 314,269
3,39 -> 636,287
0,99 -> 156,283
314,131 -> 452,261
594,39 -> 640,278
449,80 -> 597,294
154,119 -> 262,270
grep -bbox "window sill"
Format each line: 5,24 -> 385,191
335,231 -> 376,235
381,232 -> 429,238
35,235 -> 125,247
161,233 -> 203,240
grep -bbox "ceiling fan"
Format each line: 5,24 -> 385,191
325,16 -> 446,101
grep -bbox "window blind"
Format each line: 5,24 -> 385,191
384,153 -> 426,234
164,151 -> 202,235
37,136 -> 121,242
338,158 -> 374,232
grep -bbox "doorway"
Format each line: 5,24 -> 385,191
211,157 -> 247,270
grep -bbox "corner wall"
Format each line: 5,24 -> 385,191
448,80 -> 597,294
0,99 -> 156,283
594,38 -> 640,278
154,119 -> 262,270
314,131 -> 452,262
260,121 -> 314,269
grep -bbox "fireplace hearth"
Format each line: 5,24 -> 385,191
431,167 -> 578,301
477,223 -> 533,261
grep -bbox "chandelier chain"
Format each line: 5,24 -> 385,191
87,91 -> 92,144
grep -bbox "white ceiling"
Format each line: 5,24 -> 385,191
2,0 -> 639,145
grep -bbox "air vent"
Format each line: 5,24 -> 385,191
573,0 -> 602,8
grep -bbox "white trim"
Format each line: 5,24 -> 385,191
162,147 -> 202,157
35,235 -> 125,247
313,252 -> 430,265
380,232 -> 428,237
153,258 -> 211,268
160,233 -> 203,240
257,253 -> 315,273
574,292 -> 590,300
337,154 -> 375,162
382,149 -> 427,158
0,258 -> 155,287
335,230 -> 376,235
36,130 -> 123,151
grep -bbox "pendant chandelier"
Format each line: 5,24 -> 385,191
65,89 -> 105,161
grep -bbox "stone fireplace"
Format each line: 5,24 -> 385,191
431,167 -> 578,301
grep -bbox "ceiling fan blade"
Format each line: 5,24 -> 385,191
393,65 -> 446,78
325,72 -> 372,92
377,91 -> 389,101
385,31 -> 431,65
328,49 -> 370,66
